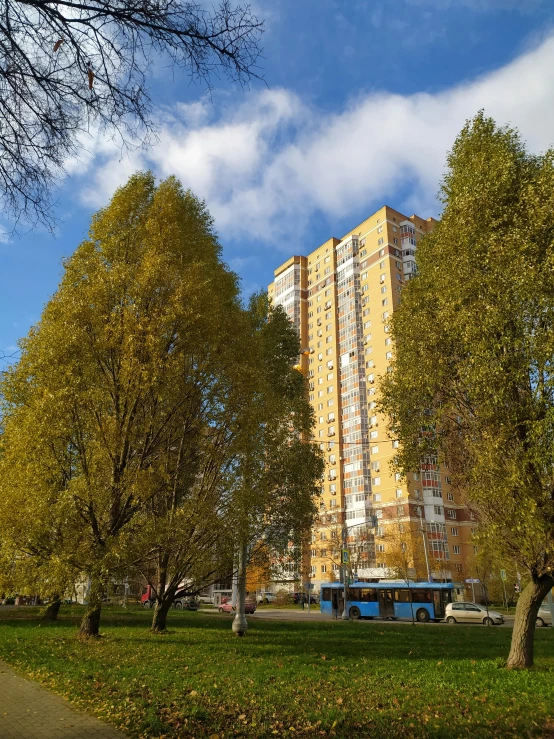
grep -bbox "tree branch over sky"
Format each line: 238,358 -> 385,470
0,0 -> 263,227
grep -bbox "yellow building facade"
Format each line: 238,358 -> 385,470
269,206 -> 476,593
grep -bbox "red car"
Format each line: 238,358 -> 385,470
218,599 -> 256,614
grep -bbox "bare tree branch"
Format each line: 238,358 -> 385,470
0,0 -> 264,227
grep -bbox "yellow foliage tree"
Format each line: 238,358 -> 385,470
0,172 -> 245,636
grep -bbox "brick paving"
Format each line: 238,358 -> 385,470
0,661 -> 127,739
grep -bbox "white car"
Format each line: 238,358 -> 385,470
445,602 -> 504,625
257,592 -> 276,604
536,604 -> 553,627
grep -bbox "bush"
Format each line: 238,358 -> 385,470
274,590 -> 294,607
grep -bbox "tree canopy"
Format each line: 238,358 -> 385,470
0,172 -> 243,634
0,171 -> 323,638
379,112 -> 554,668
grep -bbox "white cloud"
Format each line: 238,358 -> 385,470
69,34 -> 554,246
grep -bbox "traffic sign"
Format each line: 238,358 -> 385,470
465,578 -> 480,584
500,569 -> 507,581
341,549 -> 349,564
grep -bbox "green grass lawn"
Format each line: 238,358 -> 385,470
0,607 -> 553,739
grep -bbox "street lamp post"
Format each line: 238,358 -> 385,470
341,525 -> 349,620
417,506 -> 432,582
340,518 -> 377,620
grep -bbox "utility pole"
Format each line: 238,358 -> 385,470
418,508 -> 431,582
341,525 -> 349,620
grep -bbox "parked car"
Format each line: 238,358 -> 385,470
536,603 -> 553,627
219,600 -> 256,614
173,596 -> 199,611
445,602 -> 504,625
257,592 -> 276,604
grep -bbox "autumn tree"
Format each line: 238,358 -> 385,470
227,293 -> 324,635
380,113 -> 554,668
0,172 -> 244,637
0,1 -> 263,226
122,340 -> 252,633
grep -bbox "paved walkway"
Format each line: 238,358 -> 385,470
0,661 -> 126,739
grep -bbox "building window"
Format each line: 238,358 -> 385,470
397,505 -> 404,515
370,430 -> 378,439
310,565 -> 316,575
452,545 -> 460,555
386,351 -> 393,360
376,544 -> 385,552
372,476 -> 381,486
373,493 -> 381,502
447,492 -> 454,501
371,445 -> 379,454
378,238 -> 384,245
450,527 -> 458,536
321,565 -> 327,573
434,505 -> 443,515
447,509 -> 457,519
396,489 -> 403,498
379,248 -> 385,257
310,549 -> 316,557
377,226 -> 383,233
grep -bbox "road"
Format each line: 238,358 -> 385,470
207,607 -> 518,628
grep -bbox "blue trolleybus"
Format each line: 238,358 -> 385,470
320,581 -> 454,622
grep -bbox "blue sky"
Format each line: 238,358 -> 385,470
2,0 -> 554,358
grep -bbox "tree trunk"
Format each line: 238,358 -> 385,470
232,538 -> 248,636
78,578 -> 103,638
42,597 -> 62,621
151,597 -> 173,633
506,574 -> 553,669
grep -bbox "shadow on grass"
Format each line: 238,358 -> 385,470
3,606 -> 551,667
0,608 -> 553,739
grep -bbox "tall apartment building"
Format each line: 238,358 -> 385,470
269,206 -> 476,593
